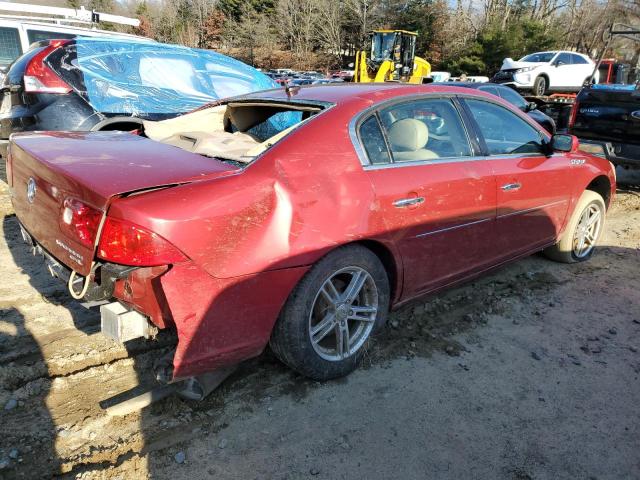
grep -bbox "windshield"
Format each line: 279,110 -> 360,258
371,33 -> 397,63
54,38 -> 277,117
520,52 -> 556,63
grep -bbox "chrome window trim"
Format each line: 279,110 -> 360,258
415,217 -> 492,238
496,199 -> 567,219
348,93 -> 475,168
348,91 -> 553,171
360,151 -> 553,171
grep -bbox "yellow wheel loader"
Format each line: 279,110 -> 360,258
353,30 -> 431,83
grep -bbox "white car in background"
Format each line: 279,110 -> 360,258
493,51 -> 598,96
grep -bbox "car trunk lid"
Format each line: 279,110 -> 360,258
9,131 -> 238,275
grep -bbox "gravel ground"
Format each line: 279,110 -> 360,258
0,176 -> 639,480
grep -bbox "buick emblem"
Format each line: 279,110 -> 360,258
631,110 -> 640,120
26,177 -> 37,204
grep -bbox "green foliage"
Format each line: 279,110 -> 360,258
218,0 -> 275,20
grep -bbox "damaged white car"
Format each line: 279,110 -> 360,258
492,51 -> 598,96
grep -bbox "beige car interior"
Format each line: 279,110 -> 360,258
143,102 -> 321,163
387,118 -> 439,162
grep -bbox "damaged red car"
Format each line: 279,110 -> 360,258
7,84 -> 615,389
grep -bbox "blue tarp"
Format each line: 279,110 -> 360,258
74,38 -> 277,116
590,84 -> 637,91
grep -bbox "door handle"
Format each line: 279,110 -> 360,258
501,183 -> 521,191
393,197 -> 425,208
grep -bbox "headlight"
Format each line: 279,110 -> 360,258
516,66 -> 538,73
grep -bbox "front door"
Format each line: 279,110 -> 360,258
462,97 -> 572,258
355,96 -> 497,300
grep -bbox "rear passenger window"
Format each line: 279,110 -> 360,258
359,115 -> 391,165
497,87 -> 527,110
378,98 -> 472,162
26,30 -> 76,44
0,27 -> 22,67
465,99 -> 544,155
479,86 -> 499,96
571,54 -> 588,65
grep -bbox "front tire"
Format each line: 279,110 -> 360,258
270,245 -> 390,380
533,76 -> 547,96
544,190 -> 606,263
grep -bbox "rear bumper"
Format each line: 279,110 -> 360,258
15,220 -> 308,380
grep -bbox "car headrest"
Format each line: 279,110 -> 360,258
387,118 -> 429,152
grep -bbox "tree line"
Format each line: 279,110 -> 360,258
75,0 -> 640,75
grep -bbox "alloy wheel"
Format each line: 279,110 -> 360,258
572,203 -> 603,258
308,266 -> 378,361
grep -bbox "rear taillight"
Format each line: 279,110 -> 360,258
97,217 -> 187,267
568,100 -> 579,129
60,198 -> 102,248
24,40 -> 72,94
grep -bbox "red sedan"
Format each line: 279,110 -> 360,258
7,84 -> 615,385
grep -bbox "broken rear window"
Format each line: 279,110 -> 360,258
142,101 -> 327,165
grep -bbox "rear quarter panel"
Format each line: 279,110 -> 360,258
562,151 -> 615,234
106,99 -> 391,280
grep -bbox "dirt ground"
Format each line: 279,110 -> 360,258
0,173 -> 639,480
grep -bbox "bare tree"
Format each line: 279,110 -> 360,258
277,0 -> 320,68
316,0 -> 343,67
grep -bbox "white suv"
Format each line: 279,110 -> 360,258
493,51 -> 598,96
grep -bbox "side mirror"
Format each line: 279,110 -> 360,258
551,134 -> 579,153
525,101 -> 537,112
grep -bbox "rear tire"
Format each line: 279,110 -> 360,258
533,76 -> 547,96
544,190 -> 605,263
270,245 -> 389,381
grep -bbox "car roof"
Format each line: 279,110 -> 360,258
434,82 -> 504,89
236,83 -> 496,106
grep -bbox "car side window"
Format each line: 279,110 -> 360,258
497,86 -> 527,110
465,99 -> 544,156
478,86 -> 499,96
26,30 -> 76,45
571,54 -> 588,65
359,115 -> 391,165
0,27 -> 22,67
556,53 -> 573,65
377,98 -> 472,162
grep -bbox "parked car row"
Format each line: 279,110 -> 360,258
264,69 -> 347,86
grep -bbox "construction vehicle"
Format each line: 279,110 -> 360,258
353,30 -> 431,83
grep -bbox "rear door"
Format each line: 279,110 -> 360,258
354,95 -> 498,299
553,52 -> 578,89
461,96 -> 572,257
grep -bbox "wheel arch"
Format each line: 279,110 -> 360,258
535,72 -> 550,90
585,175 -> 612,208
351,239 -> 402,306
